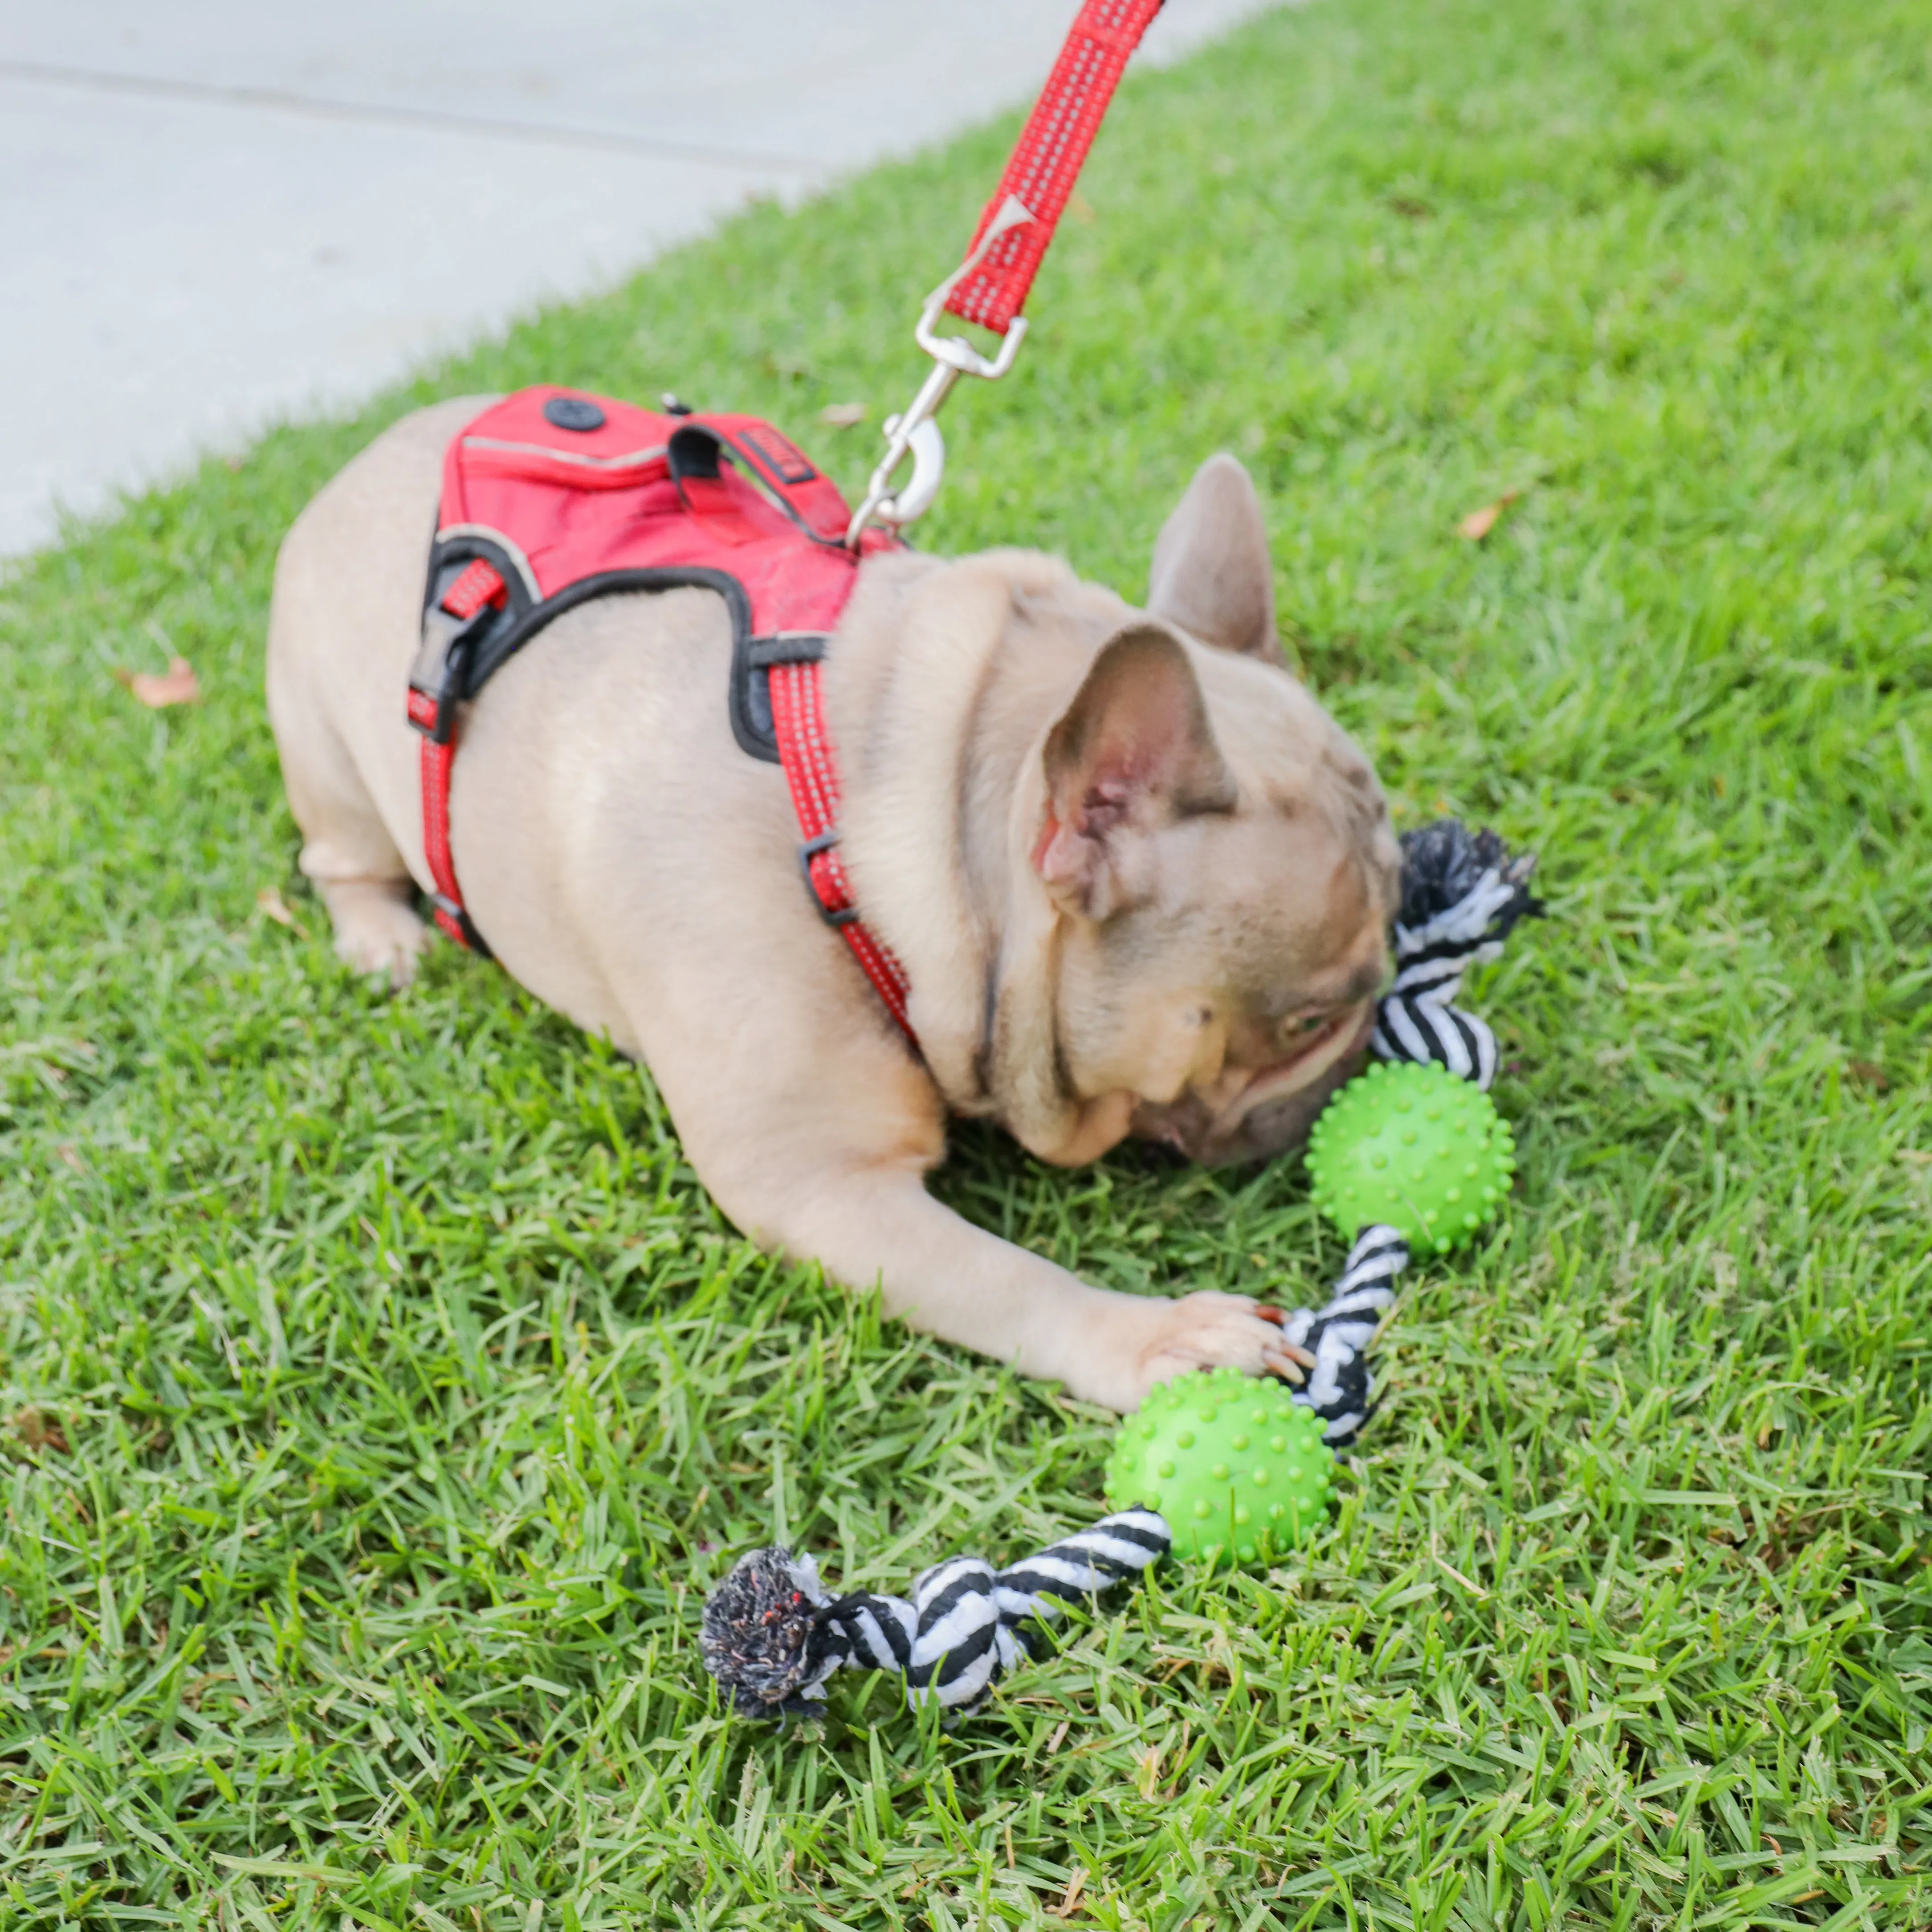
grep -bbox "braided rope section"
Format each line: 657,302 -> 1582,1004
1370,821 -> 1542,1090
703,1512 -> 1170,1720
1283,823 -> 1541,1447
1276,1225 -> 1410,1447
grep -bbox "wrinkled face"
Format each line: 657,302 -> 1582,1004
1019,450 -> 1401,1168
1055,752 -> 1398,1166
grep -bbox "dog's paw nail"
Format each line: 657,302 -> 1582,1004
1255,1304 -> 1285,1326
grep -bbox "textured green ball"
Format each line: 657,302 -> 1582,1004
1304,1060 -> 1514,1254
1104,1367 -> 1335,1566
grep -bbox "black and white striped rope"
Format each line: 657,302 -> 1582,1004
1281,822 -> 1541,1447
1276,1223 -> 1410,1448
701,1510 -> 1170,1719
1370,821 -> 1542,1090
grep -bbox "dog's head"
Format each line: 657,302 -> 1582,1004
1027,455 -> 1399,1166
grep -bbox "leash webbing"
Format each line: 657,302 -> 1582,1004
943,0 -> 1167,335
845,0 -> 1167,540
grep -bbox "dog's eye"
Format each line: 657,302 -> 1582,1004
1283,1012 -> 1328,1038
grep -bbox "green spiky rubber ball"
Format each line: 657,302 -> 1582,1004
1105,1367 -> 1334,1566
1304,1060 -> 1514,1255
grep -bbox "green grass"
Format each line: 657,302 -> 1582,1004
4,0 -> 1931,1923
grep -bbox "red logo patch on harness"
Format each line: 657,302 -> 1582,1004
731,421 -> 818,487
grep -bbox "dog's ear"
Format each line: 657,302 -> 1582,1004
1035,624 -> 1235,919
1146,453 -> 1280,661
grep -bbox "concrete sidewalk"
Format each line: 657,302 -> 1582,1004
1,0 -> 1278,557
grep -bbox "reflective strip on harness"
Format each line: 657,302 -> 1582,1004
769,657 -> 914,1037
405,688 -> 485,953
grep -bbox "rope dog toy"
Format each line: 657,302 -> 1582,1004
1372,820 -> 1543,1087
701,1513 -> 1170,1718
701,820 -> 1541,1719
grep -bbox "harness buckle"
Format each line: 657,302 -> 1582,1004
408,565 -> 509,743
800,830 -> 860,928
408,608 -> 477,744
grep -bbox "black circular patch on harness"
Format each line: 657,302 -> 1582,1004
542,395 -> 606,433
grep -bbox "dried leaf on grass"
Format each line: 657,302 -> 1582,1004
13,1406 -> 69,1455
114,656 -> 201,707
257,886 -> 310,937
1048,1867 -> 1086,1918
819,402 -> 867,428
1457,489 -> 1522,541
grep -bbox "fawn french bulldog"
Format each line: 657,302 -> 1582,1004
266,398 -> 1397,1410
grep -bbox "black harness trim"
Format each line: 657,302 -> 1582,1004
417,532 -> 823,765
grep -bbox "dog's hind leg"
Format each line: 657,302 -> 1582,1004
265,580 -> 428,986
311,873 -> 428,985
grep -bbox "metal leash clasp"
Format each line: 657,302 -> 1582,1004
846,198 -> 1034,549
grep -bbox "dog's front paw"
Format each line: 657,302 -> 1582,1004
1082,1290 -> 1301,1414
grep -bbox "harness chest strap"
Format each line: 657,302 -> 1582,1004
765,656 -> 913,1036
408,554 -> 505,954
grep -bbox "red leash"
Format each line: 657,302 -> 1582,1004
848,0 -> 1166,542
944,0 -> 1166,336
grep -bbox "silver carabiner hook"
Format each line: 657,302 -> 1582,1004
846,199 -> 1035,549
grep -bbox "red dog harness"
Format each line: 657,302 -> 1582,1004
403,5 -> 1173,1050
406,386 -> 913,1037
